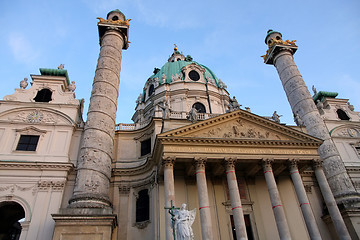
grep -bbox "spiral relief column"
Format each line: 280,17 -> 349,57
263,30 -> 359,206
68,10 -> 129,209
52,10 -> 130,240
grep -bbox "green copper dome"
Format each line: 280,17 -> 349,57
148,60 -> 220,86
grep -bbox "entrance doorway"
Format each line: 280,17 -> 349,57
0,201 -> 25,240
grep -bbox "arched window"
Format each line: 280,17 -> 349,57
337,109 -> 350,120
34,88 -> 52,102
0,201 -> 25,240
193,102 -> 206,113
148,84 -> 154,96
136,189 -> 150,222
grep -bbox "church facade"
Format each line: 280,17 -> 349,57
0,10 -> 359,240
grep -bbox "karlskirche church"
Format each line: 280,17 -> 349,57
0,9 -> 360,240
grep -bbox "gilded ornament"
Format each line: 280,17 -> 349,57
97,17 -> 131,26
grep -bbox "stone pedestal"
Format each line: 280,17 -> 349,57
52,209 -> 116,240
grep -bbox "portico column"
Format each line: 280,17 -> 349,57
313,160 -> 351,240
224,158 -> 247,240
194,157 -> 213,240
262,159 -> 292,240
163,156 -> 176,240
288,159 -> 322,240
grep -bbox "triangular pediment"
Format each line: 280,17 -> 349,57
159,110 -> 321,143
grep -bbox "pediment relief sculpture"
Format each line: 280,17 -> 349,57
159,110 -> 320,143
185,119 -> 289,140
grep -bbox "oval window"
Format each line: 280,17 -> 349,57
189,70 -> 200,81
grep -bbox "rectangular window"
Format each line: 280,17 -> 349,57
141,138 -> 151,156
16,135 -> 40,151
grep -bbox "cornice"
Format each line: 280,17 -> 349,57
0,161 -> 74,171
158,137 -> 321,148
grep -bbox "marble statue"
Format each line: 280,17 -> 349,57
20,77 -> 28,89
173,203 -> 196,240
272,111 -> 282,123
159,101 -> 171,119
68,81 -> 76,92
294,113 -> 304,126
188,106 -> 198,122
231,96 -> 241,110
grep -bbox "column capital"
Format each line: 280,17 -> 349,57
287,158 -> 299,170
162,156 -> 176,168
262,158 -> 274,168
312,159 -> 323,169
193,157 -> 207,170
223,157 -> 237,171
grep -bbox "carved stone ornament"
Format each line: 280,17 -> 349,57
134,220 -> 150,229
186,118 -> 285,140
223,157 -> 237,170
287,158 -> 299,170
193,157 -> 207,170
119,185 -> 131,195
162,156 -> 175,168
312,159 -> 323,169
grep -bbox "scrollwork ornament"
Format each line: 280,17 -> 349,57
287,158 -> 299,171
223,157 -> 237,170
193,157 -> 207,170
261,158 -> 274,169
312,159 -> 323,169
162,156 -> 175,168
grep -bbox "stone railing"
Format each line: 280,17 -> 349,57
116,112 -> 220,131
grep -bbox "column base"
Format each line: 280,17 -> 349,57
52,208 -> 117,240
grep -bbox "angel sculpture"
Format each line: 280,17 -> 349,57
173,203 -> 196,240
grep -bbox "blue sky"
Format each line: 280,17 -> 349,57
0,0 -> 359,124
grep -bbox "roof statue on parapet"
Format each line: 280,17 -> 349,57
20,77 -> 28,89
58,64 -> 64,70
272,111 -> 282,123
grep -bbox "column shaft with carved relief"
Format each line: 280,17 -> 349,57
313,161 -> 351,240
224,158 -> 248,240
288,160 -> 321,240
262,159 -> 291,240
194,157 -> 213,240
163,157 -> 175,240
263,30 -> 358,207
69,15 -> 129,209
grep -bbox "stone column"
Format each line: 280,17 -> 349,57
68,25 -> 126,208
194,157 -> 213,240
288,159 -> 322,240
262,159 -> 292,240
313,160 -> 351,240
263,30 -> 359,207
163,156 -> 175,240
224,158 -> 248,240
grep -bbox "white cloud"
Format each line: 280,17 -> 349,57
8,32 -> 39,65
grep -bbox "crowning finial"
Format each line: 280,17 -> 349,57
174,44 -> 178,51
58,64 -> 65,70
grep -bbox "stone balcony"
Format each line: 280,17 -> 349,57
116,111 -> 220,131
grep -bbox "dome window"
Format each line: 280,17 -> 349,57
193,102 -> 206,113
337,109 -> 350,120
189,70 -> 200,81
112,16 -> 119,21
148,84 -> 154,96
34,88 -> 52,102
